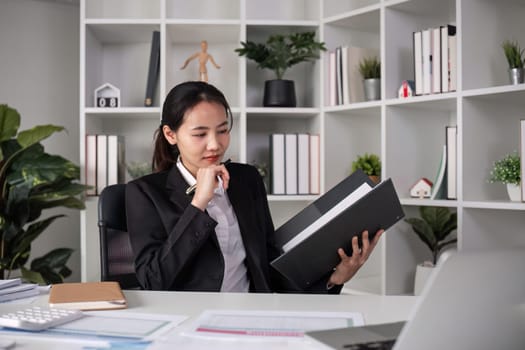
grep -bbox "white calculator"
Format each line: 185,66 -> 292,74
0,306 -> 84,331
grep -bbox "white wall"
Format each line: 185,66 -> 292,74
0,0 -> 81,281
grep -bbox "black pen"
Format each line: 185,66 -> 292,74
185,158 -> 231,195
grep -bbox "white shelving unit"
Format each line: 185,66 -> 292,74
79,0 -> 525,295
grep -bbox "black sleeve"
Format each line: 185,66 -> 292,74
126,179 -> 217,290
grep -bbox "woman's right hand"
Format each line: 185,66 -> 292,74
191,164 -> 229,210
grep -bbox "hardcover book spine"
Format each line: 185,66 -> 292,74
85,134 -> 97,196
96,135 -> 108,195
297,133 -> 310,195
413,31 -> 423,95
270,134 -> 285,195
285,133 -> 298,195
446,126 -> 457,199
144,30 -> 160,107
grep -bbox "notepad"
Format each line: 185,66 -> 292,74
49,281 -> 127,311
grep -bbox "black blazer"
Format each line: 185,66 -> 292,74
126,162 -> 340,294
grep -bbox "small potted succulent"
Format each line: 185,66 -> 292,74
351,153 -> 381,183
502,40 -> 524,84
235,31 -> 326,107
405,206 -> 457,295
358,56 -> 381,101
488,152 -> 521,201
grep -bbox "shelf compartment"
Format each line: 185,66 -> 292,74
165,23 -> 241,108
246,0 -> 320,21
385,103 -> 457,198
245,25 -> 322,108
85,0 -> 160,20
323,9 -> 380,52
462,207 -> 525,250
462,93 -> 523,202
324,108 -> 381,190
461,0 -> 525,90
85,23 -> 161,108
166,0 -> 240,20
384,0 -> 456,99
323,0 -> 380,19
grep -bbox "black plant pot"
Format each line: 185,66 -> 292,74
263,79 -> 297,107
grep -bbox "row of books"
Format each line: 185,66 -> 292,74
413,24 -> 457,96
327,46 -> 379,106
269,133 -> 320,195
85,134 -> 126,196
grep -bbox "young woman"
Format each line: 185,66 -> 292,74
126,81 -> 383,293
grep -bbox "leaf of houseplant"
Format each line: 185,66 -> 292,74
420,206 -> 451,235
17,124 -> 64,149
8,215 -> 65,263
0,105 -> 20,144
436,212 -> 458,241
29,247 -> 73,284
404,217 -> 435,252
20,266 -> 46,285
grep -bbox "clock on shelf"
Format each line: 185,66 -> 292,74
94,82 -> 120,108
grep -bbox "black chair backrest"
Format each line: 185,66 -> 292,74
97,184 -> 140,289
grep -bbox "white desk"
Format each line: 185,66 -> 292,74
2,291 -> 417,349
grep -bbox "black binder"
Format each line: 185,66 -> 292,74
270,170 -> 405,290
144,30 -> 160,107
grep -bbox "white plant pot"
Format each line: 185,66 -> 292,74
414,263 -> 435,296
506,183 -> 521,201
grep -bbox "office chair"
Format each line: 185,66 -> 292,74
97,184 -> 140,289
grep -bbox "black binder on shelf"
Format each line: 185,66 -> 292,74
144,30 -> 160,107
270,169 -> 405,290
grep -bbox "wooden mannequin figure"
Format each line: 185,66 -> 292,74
180,40 -> 221,82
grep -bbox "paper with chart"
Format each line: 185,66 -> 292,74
186,310 -> 364,338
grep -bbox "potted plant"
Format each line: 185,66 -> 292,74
488,152 -> 521,201
351,153 -> 381,183
358,56 -> 381,101
405,206 -> 457,294
502,40 -> 524,84
0,105 -> 88,284
235,31 -> 326,107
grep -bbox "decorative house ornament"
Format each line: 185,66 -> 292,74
398,80 -> 415,98
94,83 -> 120,108
409,177 -> 433,198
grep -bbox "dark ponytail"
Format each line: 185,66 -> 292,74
152,81 -> 233,172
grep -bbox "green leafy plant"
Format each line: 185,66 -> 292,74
235,31 -> 326,80
502,40 -> 524,69
358,56 -> 381,79
126,161 -> 151,179
405,206 -> 457,265
489,152 -> 520,185
351,153 -> 381,177
0,105 -> 89,284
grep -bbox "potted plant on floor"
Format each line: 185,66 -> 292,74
0,105 -> 89,284
351,153 -> 381,183
502,39 -> 524,84
404,206 -> 457,295
235,31 -> 326,107
488,152 -> 521,201
358,56 -> 381,101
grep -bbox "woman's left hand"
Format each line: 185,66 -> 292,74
328,229 -> 384,286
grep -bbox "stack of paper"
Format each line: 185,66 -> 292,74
0,278 -> 39,302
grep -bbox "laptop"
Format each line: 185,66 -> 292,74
306,248 -> 525,350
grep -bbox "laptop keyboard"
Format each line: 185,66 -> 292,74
343,339 -> 396,350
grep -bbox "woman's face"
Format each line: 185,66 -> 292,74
163,101 -> 230,177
